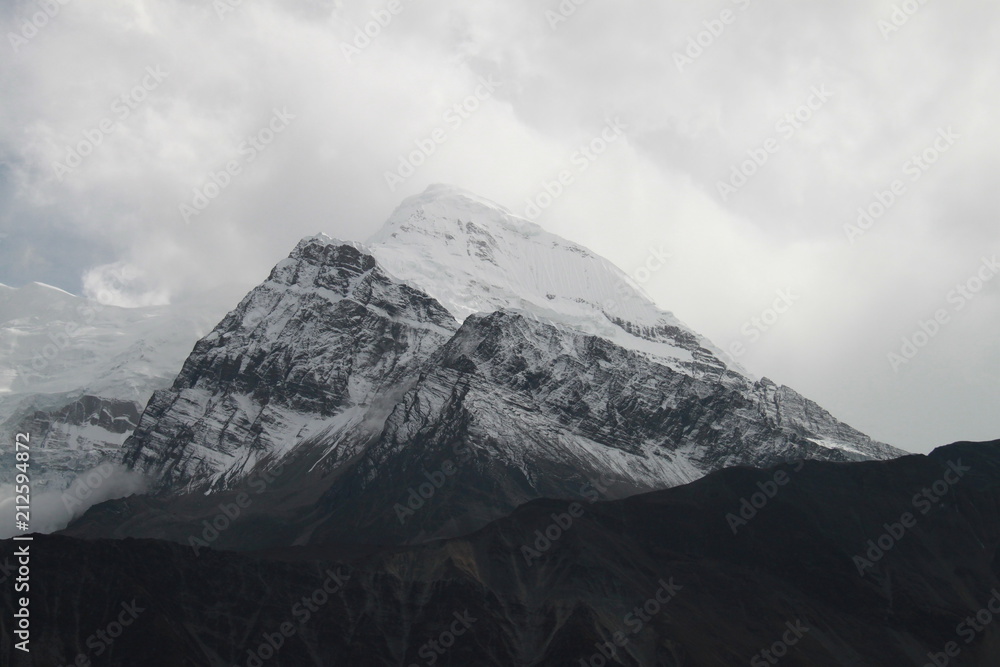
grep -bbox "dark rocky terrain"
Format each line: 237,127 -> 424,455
5,187 -> 982,666
101,215 -> 902,549
5,439 -> 999,666
120,238 -> 459,494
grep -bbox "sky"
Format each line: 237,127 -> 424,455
0,0 -> 997,453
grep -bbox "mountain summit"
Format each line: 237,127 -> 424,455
367,184 -> 729,376
110,185 -> 904,547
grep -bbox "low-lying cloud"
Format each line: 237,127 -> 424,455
0,463 -> 148,539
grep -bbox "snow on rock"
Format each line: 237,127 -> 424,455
112,185 -> 905,536
120,240 -> 459,492
0,282 -> 226,491
368,184 -> 740,378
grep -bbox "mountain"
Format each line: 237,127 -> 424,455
120,239 -> 458,493
12,440 -> 1000,666
0,282 -> 227,492
366,184 -> 727,370
101,185 -> 904,548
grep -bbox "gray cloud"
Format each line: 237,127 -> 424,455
1,0 -> 997,452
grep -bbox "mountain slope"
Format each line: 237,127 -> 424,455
367,183 -> 735,379
365,185 -> 900,464
0,282 -> 224,491
121,238 -> 458,492
103,185 -> 903,547
21,440 -> 1000,666
305,308 -> 901,544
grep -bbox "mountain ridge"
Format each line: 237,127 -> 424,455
28,439 -> 1000,665
95,185 -> 907,549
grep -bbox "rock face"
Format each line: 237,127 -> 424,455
367,184 -> 733,378
13,440 -> 1000,666
5,396 -> 140,488
103,185 -> 904,547
306,308 -> 901,545
120,239 -> 458,492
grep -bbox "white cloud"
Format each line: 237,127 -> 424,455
1,0 -> 998,452
82,261 -> 170,307
0,463 -> 148,539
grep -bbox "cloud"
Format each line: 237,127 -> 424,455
0,463 -> 148,539
1,0 -> 998,452
82,261 -> 170,307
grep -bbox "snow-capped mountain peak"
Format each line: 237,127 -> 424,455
368,184 -> 641,321
367,184 -> 733,377
26,187 -> 906,545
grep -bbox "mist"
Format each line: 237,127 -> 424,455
0,462 -> 148,539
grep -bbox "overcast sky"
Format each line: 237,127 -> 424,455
1,0 -> 997,453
